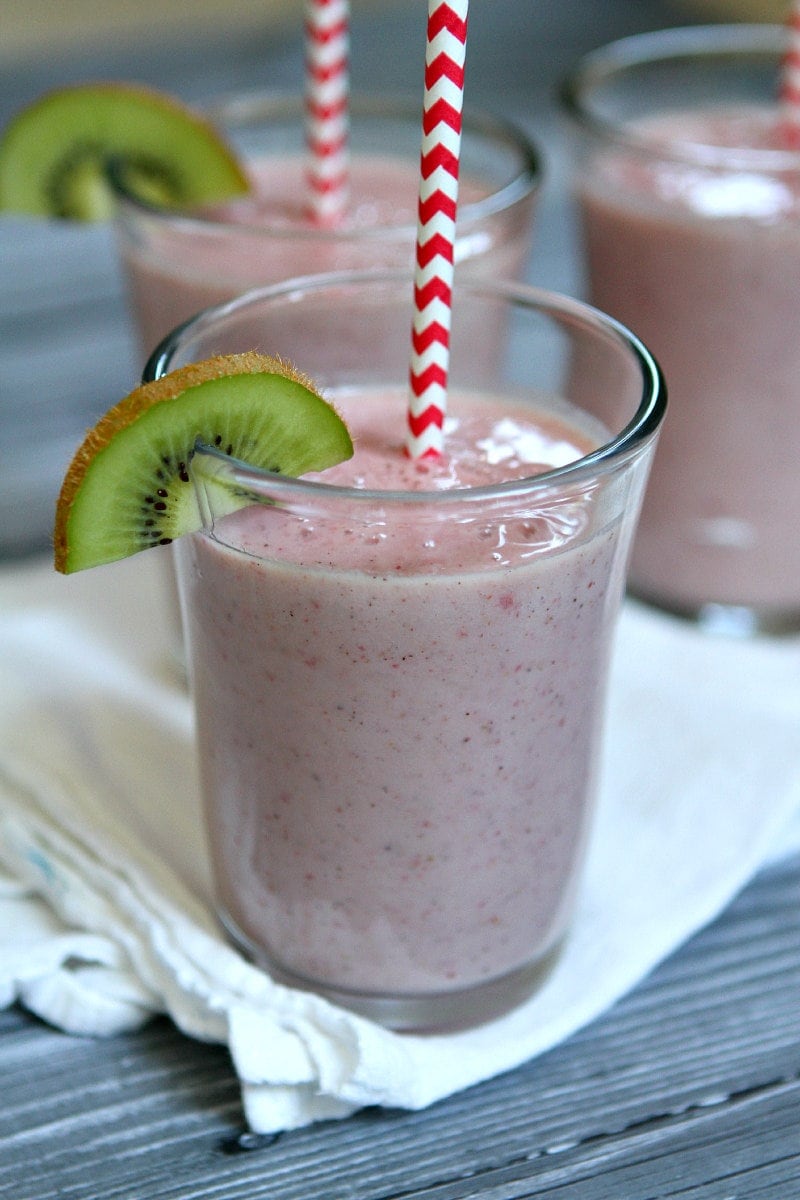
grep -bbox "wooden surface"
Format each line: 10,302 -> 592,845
2,0 -> 799,1195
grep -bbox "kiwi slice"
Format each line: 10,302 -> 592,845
0,82 -> 249,220
54,352 -> 354,574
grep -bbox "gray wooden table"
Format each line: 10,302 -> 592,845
2,1 -> 798,1195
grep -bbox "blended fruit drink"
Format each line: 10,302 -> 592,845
152,273 -> 664,1030
564,25 -> 800,633
187,391 -> 609,1001
116,95 -> 540,352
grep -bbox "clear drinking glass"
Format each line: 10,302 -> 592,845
116,93 -> 541,354
563,24 -> 800,635
146,270 -> 665,1031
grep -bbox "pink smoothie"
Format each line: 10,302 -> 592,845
177,387 -> 626,1004
121,155 -> 534,352
579,106 -> 800,621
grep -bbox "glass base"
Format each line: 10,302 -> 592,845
628,588 -> 800,638
218,907 -> 563,1033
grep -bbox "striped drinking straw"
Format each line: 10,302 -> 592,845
779,0 -> 800,148
304,0 -> 350,224
406,0 -> 469,461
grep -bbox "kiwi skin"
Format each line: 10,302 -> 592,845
54,353 -> 354,574
0,82 -> 250,219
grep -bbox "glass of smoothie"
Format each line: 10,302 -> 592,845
115,92 -> 541,353
146,269 -> 665,1032
563,24 -> 800,635
117,92 -> 541,669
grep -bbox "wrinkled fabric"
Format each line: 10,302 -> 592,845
1,553 -> 798,1132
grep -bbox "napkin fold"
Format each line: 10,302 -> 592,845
1,554 -> 799,1133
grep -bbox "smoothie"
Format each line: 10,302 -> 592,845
122,100 -> 540,670
117,97 -> 540,352
568,31 -> 800,629
177,387 -> 624,1006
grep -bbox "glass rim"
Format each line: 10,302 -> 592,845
560,23 -> 800,170
143,269 -> 666,508
110,91 -> 541,240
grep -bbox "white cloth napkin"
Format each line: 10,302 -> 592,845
1,551 -> 799,1133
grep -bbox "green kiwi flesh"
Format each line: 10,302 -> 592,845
55,362 -> 354,574
0,83 -> 249,219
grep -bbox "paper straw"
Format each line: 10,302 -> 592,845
779,0 -> 800,148
304,0 -> 350,224
406,0 -> 469,460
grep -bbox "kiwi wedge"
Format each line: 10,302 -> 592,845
54,353 -> 354,574
0,82 -> 249,220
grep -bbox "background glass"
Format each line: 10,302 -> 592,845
564,25 -> 800,635
117,92 -> 541,354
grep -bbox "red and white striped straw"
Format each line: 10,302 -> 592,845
406,0 -> 469,460
304,0 -> 350,224
779,0 -> 800,147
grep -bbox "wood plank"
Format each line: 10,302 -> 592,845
391,1084 -> 800,1199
